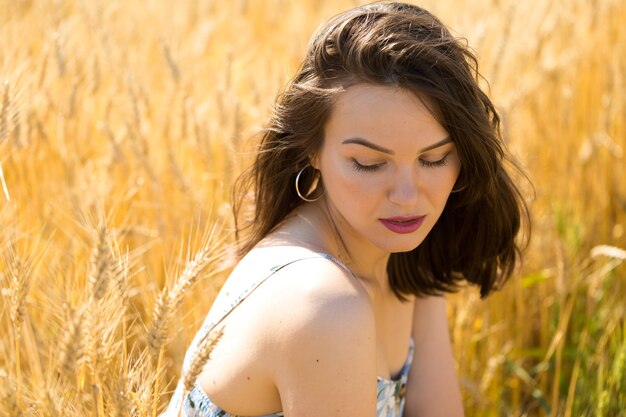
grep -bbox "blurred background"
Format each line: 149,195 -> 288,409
0,0 -> 624,416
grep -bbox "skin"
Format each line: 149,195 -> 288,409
311,83 -> 461,284
196,84 -> 465,416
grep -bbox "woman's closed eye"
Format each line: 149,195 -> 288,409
419,152 -> 450,168
352,152 -> 451,172
351,159 -> 385,173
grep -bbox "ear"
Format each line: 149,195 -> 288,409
309,152 -> 320,170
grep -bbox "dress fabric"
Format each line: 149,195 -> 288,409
160,254 -> 415,417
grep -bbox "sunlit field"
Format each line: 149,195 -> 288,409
1,0 -> 624,416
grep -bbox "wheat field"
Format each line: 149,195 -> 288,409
0,0 -> 625,416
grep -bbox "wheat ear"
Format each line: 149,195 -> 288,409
148,225 -> 222,357
58,306 -> 84,378
89,225 -> 111,301
183,326 -> 224,392
148,288 -> 171,358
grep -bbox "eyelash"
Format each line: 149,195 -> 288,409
351,153 -> 450,172
352,160 -> 383,172
420,153 -> 449,168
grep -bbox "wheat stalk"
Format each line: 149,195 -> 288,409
7,254 -> 29,333
166,142 -> 190,192
89,224 -> 112,301
169,244 -> 217,310
147,286 -> 171,417
0,80 -> 8,143
111,241 -> 130,366
183,326 -> 224,392
148,224 -> 223,357
148,225 -> 223,416
126,122 -> 160,188
160,38 -> 181,83
147,288 -> 171,358
6,248 -> 31,412
53,31 -> 66,77
58,307 -> 84,378
112,372 -> 129,417
0,80 -> 11,200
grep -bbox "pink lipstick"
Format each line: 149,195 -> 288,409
379,216 -> 426,234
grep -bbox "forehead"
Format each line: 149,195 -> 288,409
323,83 -> 448,149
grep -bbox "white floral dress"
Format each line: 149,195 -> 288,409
160,254 -> 415,417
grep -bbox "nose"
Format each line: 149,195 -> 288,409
388,167 -> 419,206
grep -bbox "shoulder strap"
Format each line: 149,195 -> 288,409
196,254 -> 346,345
314,252 -> 355,276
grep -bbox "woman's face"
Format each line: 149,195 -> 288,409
312,83 -> 461,255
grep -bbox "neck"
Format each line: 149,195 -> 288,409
312,199 -> 391,289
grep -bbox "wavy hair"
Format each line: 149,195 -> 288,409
233,2 -> 530,299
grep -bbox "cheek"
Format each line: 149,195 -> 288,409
321,161 -> 382,207
328,167 -> 376,198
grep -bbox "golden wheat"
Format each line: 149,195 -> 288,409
183,326 -> 224,393
0,0 -> 624,416
89,225 -> 112,301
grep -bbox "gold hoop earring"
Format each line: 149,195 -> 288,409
295,167 -> 324,202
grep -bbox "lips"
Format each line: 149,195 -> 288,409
379,216 -> 426,234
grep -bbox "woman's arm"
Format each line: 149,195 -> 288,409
403,296 -> 464,417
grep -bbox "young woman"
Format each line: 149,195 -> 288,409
162,2 -> 528,416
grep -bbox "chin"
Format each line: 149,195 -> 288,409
380,238 -> 426,254
390,245 -> 422,254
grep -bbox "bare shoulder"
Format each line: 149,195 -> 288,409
260,255 -> 378,416
264,254 -> 375,341
230,250 -> 376,346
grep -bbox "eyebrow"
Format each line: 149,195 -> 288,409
341,136 -> 453,155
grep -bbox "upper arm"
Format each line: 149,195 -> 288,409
403,296 -> 464,417
268,261 -> 377,417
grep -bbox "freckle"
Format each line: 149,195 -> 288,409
247,376 -> 251,380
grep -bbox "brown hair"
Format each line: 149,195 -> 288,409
233,2 -> 530,299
